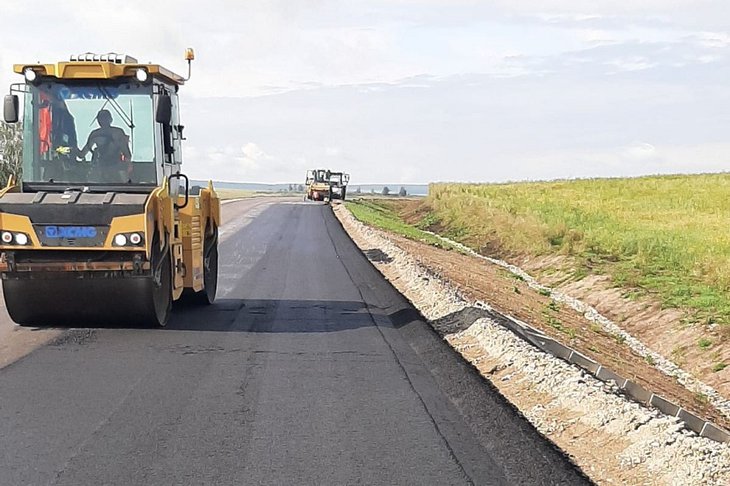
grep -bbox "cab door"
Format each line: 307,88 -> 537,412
154,84 -> 186,294
154,84 -> 183,199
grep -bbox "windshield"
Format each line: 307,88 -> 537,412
22,82 -> 157,187
330,174 -> 343,184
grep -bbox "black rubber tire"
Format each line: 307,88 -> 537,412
198,229 -> 219,304
185,227 -> 218,305
149,242 -> 172,327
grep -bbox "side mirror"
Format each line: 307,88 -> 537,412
156,95 -> 172,124
3,95 -> 19,123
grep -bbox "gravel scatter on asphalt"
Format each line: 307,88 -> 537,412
335,203 -> 730,486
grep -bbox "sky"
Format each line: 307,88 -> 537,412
2,0 -> 730,184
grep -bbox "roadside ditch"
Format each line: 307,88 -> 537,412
334,202 -> 730,486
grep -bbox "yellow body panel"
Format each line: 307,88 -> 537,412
307,182 -> 330,198
311,183 -> 329,191
0,213 -> 41,247
0,212 -> 147,251
178,184 -> 220,292
0,184 -> 220,300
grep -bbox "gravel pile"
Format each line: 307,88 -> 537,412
335,205 -> 730,486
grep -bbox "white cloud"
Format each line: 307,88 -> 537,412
325,147 -> 342,156
241,143 -> 271,166
623,142 -> 657,161
694,32 -> 730,48
606,56 -> 657,72
3,1 -> 730,184
186,142 -> 276,182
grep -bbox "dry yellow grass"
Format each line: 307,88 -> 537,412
215,189 -> 257,200
424,174 -> 730,331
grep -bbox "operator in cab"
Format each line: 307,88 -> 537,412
77,109 -> 132,183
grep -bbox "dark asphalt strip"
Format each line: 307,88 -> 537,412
323,206 -> 593,485
0,201 -> 592,485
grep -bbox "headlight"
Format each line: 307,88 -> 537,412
24,68 -> 37,82
135,68 -> 148,83
113,232 -> 144,247
1,231 -> 30,245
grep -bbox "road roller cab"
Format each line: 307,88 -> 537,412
0,50 -> 220,327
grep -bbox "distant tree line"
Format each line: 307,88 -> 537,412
380,186 -> 408,197
351,186 -> 410,197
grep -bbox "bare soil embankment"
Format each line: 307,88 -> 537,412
335,201 -> 730,485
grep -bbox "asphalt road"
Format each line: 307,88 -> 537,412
0,199 -> 590,485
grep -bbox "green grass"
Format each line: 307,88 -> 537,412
426,174 -> 730,331
698,338 -> 713,350
216,189 -> 257,200
345,200 -> 456,249
695,392 -> 710,404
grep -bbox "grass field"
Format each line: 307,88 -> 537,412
345,200 -> 456,249
215,188 -> 257,200
349,174 -> 730,335
420,174 -> 730,332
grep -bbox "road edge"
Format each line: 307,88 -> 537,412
325,204 -> 592,485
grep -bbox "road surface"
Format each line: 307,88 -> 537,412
0,199 -> 589,485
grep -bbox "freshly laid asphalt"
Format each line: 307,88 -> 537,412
0,199 -> 591,485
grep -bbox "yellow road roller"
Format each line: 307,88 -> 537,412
305,169 -> 332,202
0,50 -> 220,326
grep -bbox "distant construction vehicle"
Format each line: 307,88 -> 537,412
0,50 -> 220,327
328,171 -> 350,201
305,169 -> 332,201
304,169 -> 350,202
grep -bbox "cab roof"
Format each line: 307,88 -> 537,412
14,53 -> 185,85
